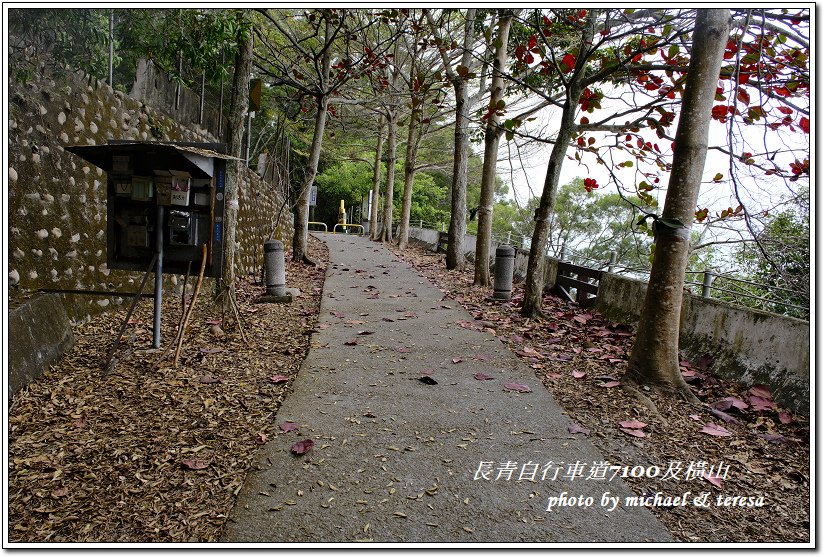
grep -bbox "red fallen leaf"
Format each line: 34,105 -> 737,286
270,375 -> 289,384
689,414 -> 702,421
344,340 -> 359,346
509,335 -> 525,344
199,347 -> 223,355
700,423 -> 732,437
599,380 -> 621,388
291,439 -> 314,455
382,317 -> 395,322
568,423 -> 590,435
256,432 -> 268,444
572,315 -> 589,324
620,427 -> 647,438
396,347 -> 412,353
246,307 -> 260,314
703,471 -> 724,488
420,368 -> 435,376
51,487 -> 70,498
418,376 -> 438,385
756,433 -> 787,443
199,375 -> 222,384
127,317 -> 141,325
619,420 -> 647,430
749,395 -> 777,412
357,330 -> 375,335
181,459 -> 209,470
505,382 -> 531,393
710,408 -> 737,423
279,422 -> 299,432
778,411 -> 793,425
452,357 -> 463,364
713,397 -> 749,412
748,384 -> 772,399
572,370 -> 587,380
545,372 -> 562,380
204,318 -> 222,325
473,373 -> 495,381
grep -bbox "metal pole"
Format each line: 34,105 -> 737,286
199,70 -> 205,125
608,251 -> 618,273
153,205 -> 165,348
108,11 -> 114,86
702,269 -> 715,298
175,51 -> 182,111
218,49 -> 225,137
246,111 -> 252,165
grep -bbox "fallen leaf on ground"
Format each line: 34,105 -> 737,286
572,371 -> 587,380
181,459 -> 209,470
568,423 -> 590,435
619,420 -> 647,430
473,373 -> 494,381
291,439 -> 314,456
700,423 -> 732,437
505,382 -> 531,393
279,423 -> 299,432
703,471 -> 725,488
270,375 -> 289,384
620,428 -> 647,438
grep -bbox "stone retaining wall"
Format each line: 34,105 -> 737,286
8,65 -> 293,324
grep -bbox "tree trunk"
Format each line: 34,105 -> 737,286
626,9 -> 730,397
474,10 -> 512,286
221,24 -> 252,288
380,109 -> 398,243
369,115 -> 385,241
292,93 -> 329,263
397,104 -> 421,250
446,78 -> 470,270
521,17 -> 594,318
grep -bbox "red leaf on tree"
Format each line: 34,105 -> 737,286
800,117 -> 809,134
505,382 -> 531,393
291,439 -> 314,456
560,53 -> 576,73
711,104 -> 729,122
270,375 -> 289,384
279,422 -> 299,432
699,423 -> 732,437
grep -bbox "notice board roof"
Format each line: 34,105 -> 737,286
66,141 -> 237,179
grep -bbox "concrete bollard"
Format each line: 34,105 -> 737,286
264,240 -> 286,297
492,245 -> 516,300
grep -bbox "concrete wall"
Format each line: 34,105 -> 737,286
8,294 -> 74,401
8,65 -> 293,324
592,272 -> 810,414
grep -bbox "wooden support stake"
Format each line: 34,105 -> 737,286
102,253 -> 158,375
174,244 -> 208,368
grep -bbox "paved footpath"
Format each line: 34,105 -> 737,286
223,234 -> 671,543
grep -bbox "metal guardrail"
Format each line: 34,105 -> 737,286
333,223 -> 364,235
308,221 -> 328,232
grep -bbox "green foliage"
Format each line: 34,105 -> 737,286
9,8 -> 115,81
730,191 -> 810,318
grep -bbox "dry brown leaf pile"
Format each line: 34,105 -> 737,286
7,237 -> 328,542
392,243 -> 810,544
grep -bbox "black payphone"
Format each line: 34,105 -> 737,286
66,141 -> 235,348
